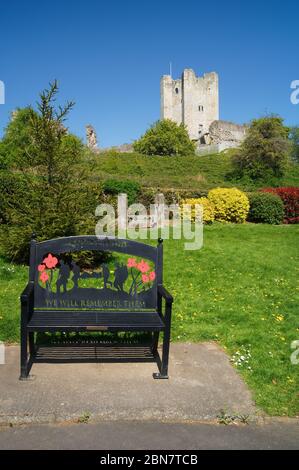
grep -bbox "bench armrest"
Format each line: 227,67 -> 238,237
158,284 -> 174,305
20,282 -> 34,304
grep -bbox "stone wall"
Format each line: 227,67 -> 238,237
99,143 -> 134,153
196,120 -> 248,155
209,120 -> 247,146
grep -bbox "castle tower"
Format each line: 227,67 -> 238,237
160,68 -> 219,140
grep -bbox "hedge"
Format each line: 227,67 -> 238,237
247,192 -> 284,224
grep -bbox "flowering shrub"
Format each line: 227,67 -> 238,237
247,192 -> 284,225
181,197 -> 215,224
127,257 -> 156,295
261,187 -> 299,224
208,188 -> 249,223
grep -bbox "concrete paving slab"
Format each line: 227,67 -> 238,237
0,342 -> 258,425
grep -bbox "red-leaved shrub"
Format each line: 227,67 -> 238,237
261,187 -> 299,224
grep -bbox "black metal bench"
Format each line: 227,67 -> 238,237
20,235 -> 173,380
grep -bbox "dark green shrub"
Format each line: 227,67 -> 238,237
133,119 -> 196,157
103,179 -> 141,205
247,192 -> 284,224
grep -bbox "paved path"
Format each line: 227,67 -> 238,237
0,420 -> 298,450
0,343 -> 257,425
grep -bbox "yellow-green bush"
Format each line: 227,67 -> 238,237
181,197 -> 215,224
208,188 -> 249,223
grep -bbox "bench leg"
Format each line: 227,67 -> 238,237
153,303 -> 171,379
19,328 -> 29,380
151,332 -> 159,354
29,332 -> 35,357
19,325 -> 35,380
153,330 -> 170,379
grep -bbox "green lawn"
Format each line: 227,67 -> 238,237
89,150 -> 299,191
164,224 -> 299,417
0,224 -> 298,416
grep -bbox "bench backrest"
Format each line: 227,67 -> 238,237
29,236 -> 162,312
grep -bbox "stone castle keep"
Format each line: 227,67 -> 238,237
161,69 -> 219,140
160,68 -> 247,154
89,68 -> 247,154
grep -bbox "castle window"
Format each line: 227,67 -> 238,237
175,87 -> 179,94
198,105 -> 204,112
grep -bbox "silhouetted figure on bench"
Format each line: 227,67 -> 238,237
113,263 -> 128,292
71,262 -> 81,290
56,261 -> 70,294
102,264 -> 112,289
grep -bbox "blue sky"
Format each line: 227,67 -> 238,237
0,0 -> 298,146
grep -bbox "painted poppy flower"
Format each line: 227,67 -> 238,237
127,258 -> 137,268
38,264 -> 46,272
40,272 -> 49,283
137,260 -> 150,273
43,254 -> 58,269
149,271 -> 156,281
141,274 -> 149,283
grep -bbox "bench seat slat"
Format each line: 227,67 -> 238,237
28,310 -> 164,332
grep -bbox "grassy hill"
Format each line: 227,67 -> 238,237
89,150 -> 299,192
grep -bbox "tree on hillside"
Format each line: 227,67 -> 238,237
0,81 -> 99,262
133,119 -> 196,157
232,116 -> 290,182
289,127 -> 299,163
